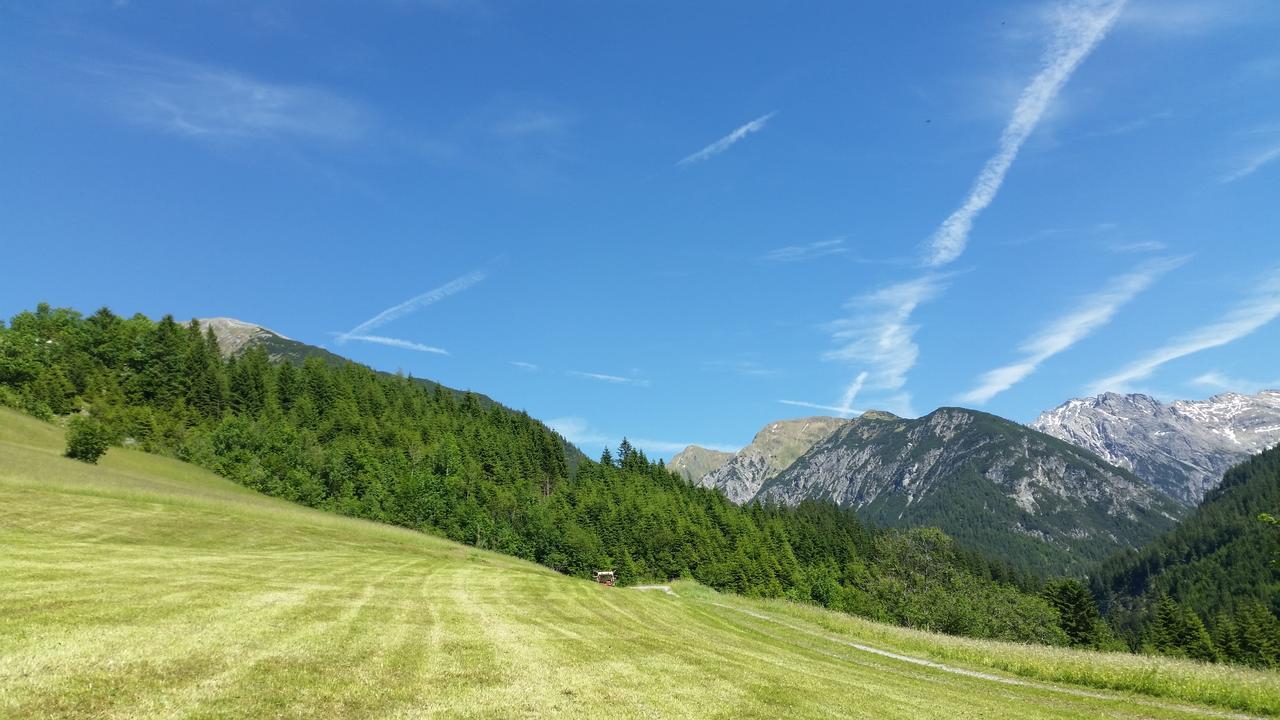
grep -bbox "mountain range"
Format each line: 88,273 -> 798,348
753,408 -> 1183,574
1031,390 -> 1280,504
204,316 -> 1275,578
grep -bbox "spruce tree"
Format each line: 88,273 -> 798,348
1042,579 -> 1104,647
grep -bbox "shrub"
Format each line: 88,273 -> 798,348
65,416 -> 111,464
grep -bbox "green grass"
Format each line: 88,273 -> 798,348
2,408 -> 1276,719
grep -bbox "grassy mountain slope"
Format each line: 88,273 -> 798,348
2,408 -> 1275,718
759,408 -> 1185,576
699,416 -> 848,503
667,444 -> 733,482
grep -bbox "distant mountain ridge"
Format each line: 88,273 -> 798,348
1030,390 -> 1280,504
668,445 -> 734,483
697,416 -> 850,503
754,408 -> 1184,575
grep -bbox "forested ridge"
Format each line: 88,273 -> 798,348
1092,444 -> 1280,667
5,302 -> 1277,666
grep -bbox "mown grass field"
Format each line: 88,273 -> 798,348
2,407 -> 1276,719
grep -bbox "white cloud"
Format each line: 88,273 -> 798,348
1222,144 -> 1280,183
824,275 -> 947,393
568,371 -> 650,387
342,334 -> 449,355
957,256 -> 1185,404
760,238 -> 849,263
1191,371 -> 1280,394
338,270 -> 486,343
813,275 -> 944,418
88,56 -> 368,141
1090,269 -> 1280,393
677,111 -> 777,166
838,371 -> 869,413
925,0 -> 1126,267
510,361 -> 539,371
546,417 -> 609,446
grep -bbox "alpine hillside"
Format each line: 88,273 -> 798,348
667,445 -> 734,483
1031,390 -> 1280,504
697,416 -> 849,503
1092,443 -> 1280,666
755,408 -> 1185,575
193,316 -> 585,465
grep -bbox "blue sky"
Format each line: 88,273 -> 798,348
3,1 -> 1279,458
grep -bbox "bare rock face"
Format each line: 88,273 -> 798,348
196,317 -> 289,358
195,317 -> 349,367
754,408 -> 1184,575
697,416 -> 850,503
1030,390 -> 1280,504
668,446 -> 735,483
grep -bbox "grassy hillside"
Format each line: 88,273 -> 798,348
2,409 -> 1276,718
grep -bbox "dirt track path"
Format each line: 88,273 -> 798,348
703,600 -> 1261,720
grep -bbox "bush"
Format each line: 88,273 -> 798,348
65,416 -> 111,464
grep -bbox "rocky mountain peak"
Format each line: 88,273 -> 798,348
1030,389 -> 1280,504
698,416 -> 847,503
196,317 -> 287,359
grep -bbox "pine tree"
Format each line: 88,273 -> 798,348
183,321 -> 226,421
1175,606 -> 1218,662
1211,613 -> 1241,664
1042,579 -> 1104,647
1236,602 -> 1279,668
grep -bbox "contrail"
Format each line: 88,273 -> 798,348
343,335 -> 449,355
957,255 -> 1184,404
678,112 -> 777,166
925,0 -> 1127,267
1089,268 -> 1280,394
838,371 -> 869,413
338,269 -> 486,342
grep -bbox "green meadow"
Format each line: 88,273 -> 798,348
2,408 -> 1276,719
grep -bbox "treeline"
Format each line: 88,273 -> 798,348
1092,444 -> 1280,668
1,303 -> 1079,647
